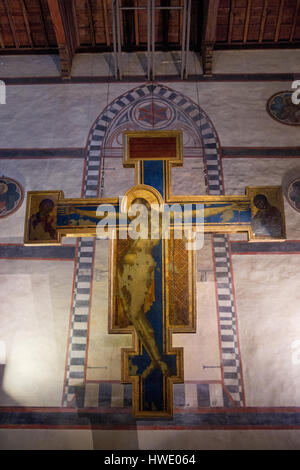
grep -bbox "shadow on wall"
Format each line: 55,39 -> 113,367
91,425 -> 139,450
0,363 -> 19,406
73,384 -> 140,450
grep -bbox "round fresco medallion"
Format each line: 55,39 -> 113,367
287,178 -> 300,213
267,91 -> 300,126
0,177 -> 24,218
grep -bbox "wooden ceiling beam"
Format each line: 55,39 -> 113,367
161,0 -> 171,48
258,0 -> 268,43
227,0 -> 235,44
86,0 -> 96,47
4,0 -> 20,48
0,24 -> 4,49
179,0 -> 183,46
243,0 -> 252,44
47,0 -> 76,78
290,0 -> 300,42
38,0 -> 50,47
202,0 -> 220,76
119,1 -> 124,47
275,0 -> 285,43
103,0 -> 111,46
20,0 -> 33,47
134,0 -> 139,46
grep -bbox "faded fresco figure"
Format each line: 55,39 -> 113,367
251,194 -> 282,238
29,198 -> 56,241
289,180 -> 300,211
0,179 -> 21,217
268,92 -> 300,125
278,95 -> 300,124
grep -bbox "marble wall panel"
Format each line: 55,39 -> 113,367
0,259 -> 74,406
232,254 -> 300,406
1,80 -> 299,149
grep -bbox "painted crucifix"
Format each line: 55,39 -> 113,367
24,130 -> 286,418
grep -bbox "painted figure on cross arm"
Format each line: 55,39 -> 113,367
29,198 -> 56,241
251,194 -> 283,238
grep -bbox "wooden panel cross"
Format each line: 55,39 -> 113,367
24,130 -> 286,417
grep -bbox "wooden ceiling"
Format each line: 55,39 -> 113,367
216,0 -> 300,46
74,0 -> 190,50
0,0 -> 57,50
0,0 -> 201,51
1,0 -> 299,52
0,1 -> 299,78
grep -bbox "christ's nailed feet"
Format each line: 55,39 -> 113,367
141,360 -> 171,379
